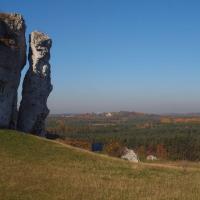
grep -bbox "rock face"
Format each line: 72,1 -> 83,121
0,13 -> 26,128
121,147 -> 139,163
17,31 -> 52,135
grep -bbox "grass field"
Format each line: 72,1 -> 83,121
0,130 -> 200,200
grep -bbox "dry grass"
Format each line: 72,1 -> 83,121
0,13 -> 11,20
0,13 -> 21,21
0,130 -> 200,200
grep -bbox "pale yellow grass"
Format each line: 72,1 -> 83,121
0,130 -> 200,200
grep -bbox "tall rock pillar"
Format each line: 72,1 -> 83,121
18,31 -> 52,135
0,13 -> 26,128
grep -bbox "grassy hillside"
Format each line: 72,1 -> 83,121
0,130 -> 200,200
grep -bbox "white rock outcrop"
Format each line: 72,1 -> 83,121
0,13 -> 26,128
17,31 -> 52,135
121,147 -> 139,163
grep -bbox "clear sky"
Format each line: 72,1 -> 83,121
2,0 -> 200,114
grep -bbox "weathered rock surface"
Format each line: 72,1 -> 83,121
121,147 -> 139,163
17,31 -> 52,135
0,13 -> 26,128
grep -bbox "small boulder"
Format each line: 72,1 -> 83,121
146,155 -> 158,161
121,147 -> 139,163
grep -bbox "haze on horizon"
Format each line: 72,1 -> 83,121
2,0 -> 200,114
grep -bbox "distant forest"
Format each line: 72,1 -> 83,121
46,112 -> 200,161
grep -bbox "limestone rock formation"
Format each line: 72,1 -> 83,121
0,13 -> 26,128
17,31 -> 52,135
121,147 -> 139,163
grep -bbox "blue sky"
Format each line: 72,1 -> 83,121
2,0 -> 200,114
